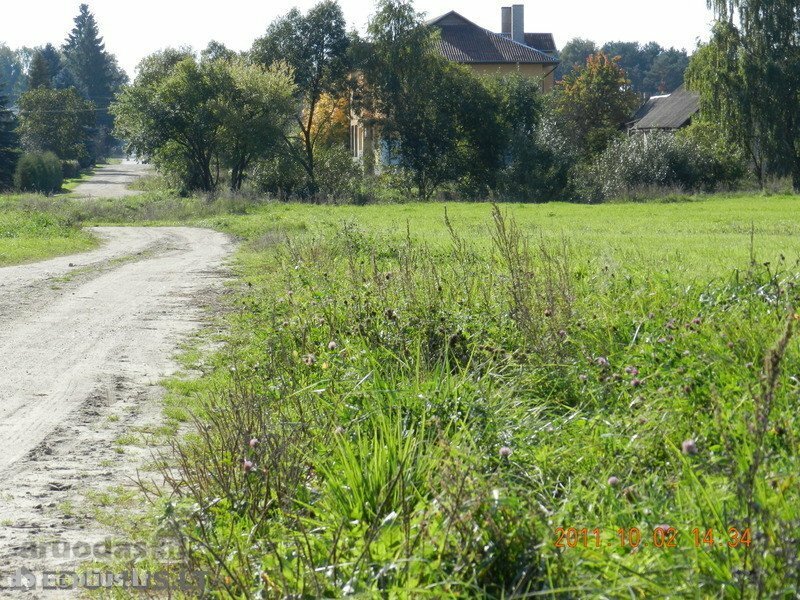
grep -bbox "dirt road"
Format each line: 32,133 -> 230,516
71,160 -> 151,198
0,227 -> 233,596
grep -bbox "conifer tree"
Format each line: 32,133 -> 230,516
62,4 -> 127,142
0,78 -> 20,188
28,52 -> 53,89
39,44 -> 64,83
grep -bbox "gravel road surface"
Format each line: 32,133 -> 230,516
0,227 -> 233,596
71,161 -> 151,199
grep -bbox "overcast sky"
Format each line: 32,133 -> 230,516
1,1 -> 714,77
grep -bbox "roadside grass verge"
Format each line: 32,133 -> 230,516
0,195 -> 97,266
78,196 -> 800,597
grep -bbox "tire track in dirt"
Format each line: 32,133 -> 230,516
0,227 -> 234,597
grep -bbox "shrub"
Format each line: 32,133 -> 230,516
496,116 -> 577,202
61,160 -> 81,180
251,153 -> 306,200
14,152 -> 64,194
316,144 -> 363,202
575,131 -> 745,202
677,120 -> 748,186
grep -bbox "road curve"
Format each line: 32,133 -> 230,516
0,227 -> 233,592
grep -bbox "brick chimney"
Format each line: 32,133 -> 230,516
501,6 -> 512,35
511,4 -> 525,44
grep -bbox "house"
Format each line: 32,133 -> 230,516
429,5 -> 559,91
629,85 -> 700,133
350,5 -> 558,162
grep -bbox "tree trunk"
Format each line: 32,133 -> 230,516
793,157 -> 800,194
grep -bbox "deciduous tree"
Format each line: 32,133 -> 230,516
600,41 -> 661,95
17,87 -> 95,164
554,52 -> 638,157
691,0 -> 800,192
364,0 -> 500,200
218,59 -> 297,190
554,38 -> 598,82
251,0 -> 350,196
645,48 -> 689,95
112,52 -> 296,192
685,24 -> 770,186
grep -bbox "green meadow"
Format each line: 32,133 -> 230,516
4,193 -> 800,596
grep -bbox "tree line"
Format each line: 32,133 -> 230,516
0,4 -> 127,191
108,0 -> 681,201
3,0 -> 797,200
108,0 -> 754,202
556,39 -> 690,97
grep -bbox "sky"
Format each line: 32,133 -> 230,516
0,0 -> 715,78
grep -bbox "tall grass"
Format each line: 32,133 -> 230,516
128,205 -> 800,597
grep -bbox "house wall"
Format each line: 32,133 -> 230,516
465,63 -> 556,91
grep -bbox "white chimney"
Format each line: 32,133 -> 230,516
511,4 -> 524,44
501,6 -> 512,36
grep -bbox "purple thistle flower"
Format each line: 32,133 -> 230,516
682,439 -> 698,455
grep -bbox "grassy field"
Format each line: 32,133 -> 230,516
0,196 -> 97,266
4,192 -> 800,596
111,194 -> 798,597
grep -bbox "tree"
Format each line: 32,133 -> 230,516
692,0 -> 800,192
0,45 -> 26,103
17,88 -> 96,164
554,38 -> 598,81
201,41 -> 237,63
112,52 -> 296,192
218,59 -> 297,190
113,57 -> 226,191
39,45 -> 64,82
28,52 -> 53,89
554,52 -> 639,158
0,78 -> 20,188
484,74 -> 571,201
251,0 -> 350,196
645,48 -> 689,95
364,0 -> 500,200
62,4 -> 127,142
600,41 -> 661,95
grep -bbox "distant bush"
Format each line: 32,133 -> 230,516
61,160 -> 81,180
252,154 -> 306,201
316,145 -> 363,202
575,131 -> 745,202
14,152 -> 64,194
496,116 -> 577,202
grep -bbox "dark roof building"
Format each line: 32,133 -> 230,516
630,86 -> 700,132
523,33 -> 557,54
427,6 -> 558,89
